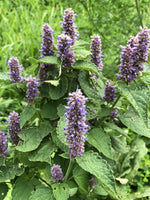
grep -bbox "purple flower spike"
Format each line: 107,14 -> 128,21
26,75 -> 39,105
90,34 -> 103,77
64,89 -> 89,160
8,57 -> 22,83
40,24 -> 54,57
104,81 -> 116,103
0,131 -> 7,157
110,108 -> 118,121
39,24 -> 55,82
51,164 -> 63,183
9,111 -> 21,145
118,27 -> 150,84
62,8 -> 78,45
57,34 -> 75,69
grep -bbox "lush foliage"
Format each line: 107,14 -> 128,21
1,1 -> 150,200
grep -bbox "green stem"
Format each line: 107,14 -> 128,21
111,94 -> 121,109
64,160 -> 74,182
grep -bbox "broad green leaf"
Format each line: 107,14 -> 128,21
119,106 -> 150,137
41,101 -> 58,120
129,186 -> 150,199
28,140 -> 57,164
20,105 -> 36,128
78,70 -> 103,104
16,122 -> 52,152
49,76 -> 68,100
38,56 -> 58,64
73,61 -> 102,77
67,181 -> 78,197
55,116 -> 68,152
74,49 -> 91,59
73,165 -> 90,194
87,128 -> 112,159
118,82 -> 149,127
76,151 -> 119,200
111,136 -> 129,154
0,161 -> 24,182
0,183 -> 8,200
93,180 -> 108,196
126,137 -> 148,180
11,175 -> 41,200
71,40 -> 89,49
29,187 -> 54,200
52,183 -> 69,200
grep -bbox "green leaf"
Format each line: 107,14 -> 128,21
74,49 -> 91,59
0,183 -> 8,200
49,76 -> 68,100
73,165 -> 90,194
11,175 -> 41,200
71,40 -> 89,49
55,116 -> 68,152
38,56 -> 58,64
45,80 -> 60,86
0,160 -> 24,182
118,82 -> 149,127
73,61 -> 102,77
29,187 -> 54,200
41,101 -> 58,120
78,70 -> 103,103
76,151 -> 119,200
16,122 -> 52,152
52,183 -> 69,200
0,73 -> 10,82
119,106 -> 150,137
20,105 -> 36,128
111,136 -> 129,154
28,140 -> 57,164
129,186 -> 150,199
87,128 -> 112,159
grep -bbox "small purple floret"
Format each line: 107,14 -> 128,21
64,89 -> 89,160
9,111 -> 21,145
51,164 -> 63,183
0,131 -> 7,157
26,75 -> 39,105
104,81 -> 116,103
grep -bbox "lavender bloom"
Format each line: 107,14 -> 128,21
26,75 -> 39,105
90,34 -> 103,77
118,27 -> 150,84
62,8 -> 78,45
9,111 -> 21,145
51,164 -> 63,183
0,131 -> 7,157
39,24 -> 55,82
104,81 -> 116,103
64,89 -> 89,160
8,57 -> 22,83
40,24 -> 54,57
57,34 -> 75,69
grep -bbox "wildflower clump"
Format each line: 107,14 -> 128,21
9,111 -> 21,145
64,89 -> 89,160
51,164 -> 63,183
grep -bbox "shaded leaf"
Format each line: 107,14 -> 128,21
38,56 -> 58,64
20,105 -> 36,128
41,101 -> 58,120
0,183 -> 8,200
29,187 -> 54,200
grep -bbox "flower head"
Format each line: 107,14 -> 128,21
57,34 -> 75,69
62,8 -> 78,45
104,81 -> 116,103
51,164 -> 63,183
26,75 -> 39,105
110,108 -> 118,121
90,34 -> 103,76
9,111 -> 21,145
64,89 -> 89,160
8,57 -> 22,83
0,131 -> 7,157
